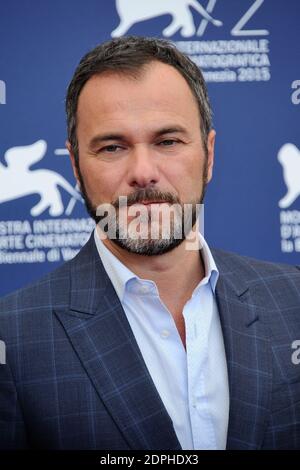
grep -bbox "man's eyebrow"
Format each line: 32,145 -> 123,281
154,126 -> 188,137
88,126 -> 189,148
88,134 -> 125,148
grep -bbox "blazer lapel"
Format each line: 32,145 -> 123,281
54,236 -> 181,450
212,250 -> 272,450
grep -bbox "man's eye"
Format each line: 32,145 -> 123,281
159,139 -> 178,146
100,145 -> 122,153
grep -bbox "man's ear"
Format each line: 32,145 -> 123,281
206,129 -> 216,183
66,140 -> 80,188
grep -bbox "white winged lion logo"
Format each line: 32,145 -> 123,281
0,140 -> 82,217
111,0 -> 222,38
278,143 -> 300,208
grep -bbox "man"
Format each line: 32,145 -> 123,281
1,36 -> 300,450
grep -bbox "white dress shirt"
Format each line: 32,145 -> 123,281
94,228 -> 229,449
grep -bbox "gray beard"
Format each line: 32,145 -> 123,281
111,232 -> 183,256
110,203 -> 199,255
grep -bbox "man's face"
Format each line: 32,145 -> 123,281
68,60 -> 215,255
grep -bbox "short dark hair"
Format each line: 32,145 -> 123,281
66,36 -> 212,165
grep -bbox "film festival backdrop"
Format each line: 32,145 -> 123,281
0,0 -> 299,296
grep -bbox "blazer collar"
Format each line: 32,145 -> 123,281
55,234 -> 181,450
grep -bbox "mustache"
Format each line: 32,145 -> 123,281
112,188 -> 180,208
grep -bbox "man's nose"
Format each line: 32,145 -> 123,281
126,145 -> 160,189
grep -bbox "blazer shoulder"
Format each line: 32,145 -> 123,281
211,247 -> 300,286
0,258 -> 72,318
0,234 -> 97,316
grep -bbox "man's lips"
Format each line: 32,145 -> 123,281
139,200 -> 166,205
131,200 -> 170,206
118,200 -> 171,209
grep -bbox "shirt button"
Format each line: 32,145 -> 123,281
192,398 -> 197,408
138,285 -> 149,294
160,329 -> 170,339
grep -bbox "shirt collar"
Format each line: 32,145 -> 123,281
198,233 -> 219,293
94,227 -> 219,301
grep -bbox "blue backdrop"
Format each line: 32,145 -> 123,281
0,0 -> 299,296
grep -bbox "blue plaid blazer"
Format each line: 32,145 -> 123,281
1,234 -> 300,450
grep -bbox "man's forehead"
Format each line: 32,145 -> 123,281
76,65 -> 200,142
75,61 -> 202,145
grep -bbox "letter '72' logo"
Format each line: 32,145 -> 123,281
199,0 -> 269,36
